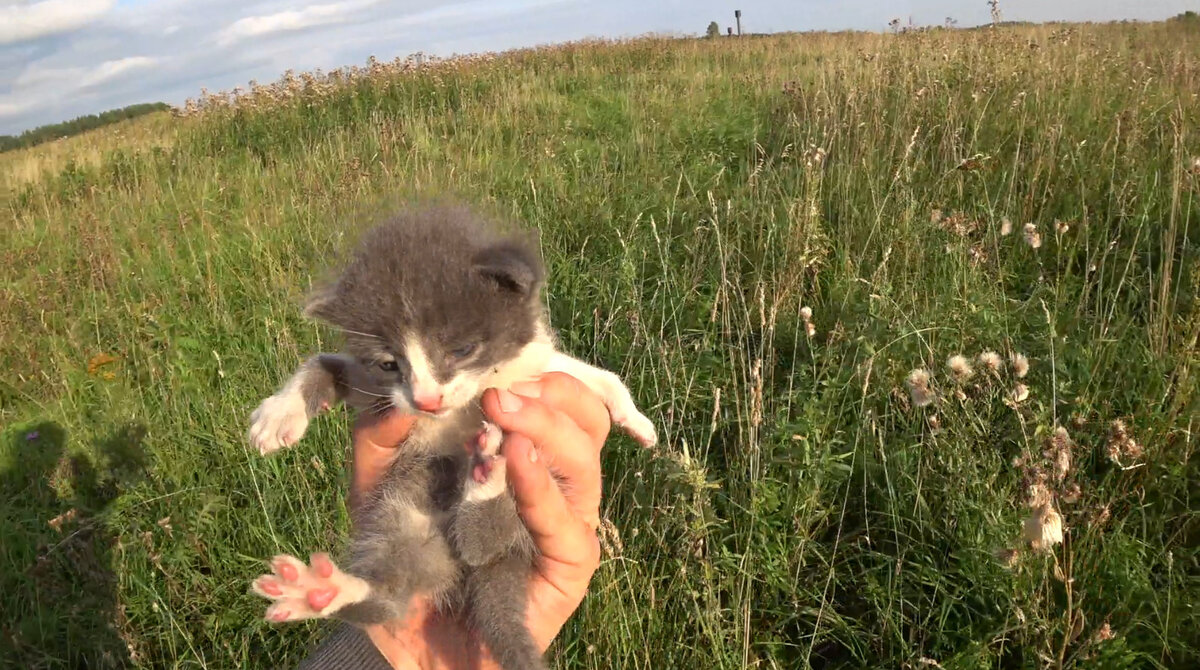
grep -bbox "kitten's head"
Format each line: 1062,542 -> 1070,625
304,204 -> 546,416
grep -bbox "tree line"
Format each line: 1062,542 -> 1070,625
0,102 -> 170,153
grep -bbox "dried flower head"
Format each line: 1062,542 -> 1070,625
906,368 -> 935,407
1010,352 -> 1029,378
799,306 -> 813,321
1047,426 -> 1073,481
995,547 -> 1021,568
1023,222 -> 1042,249
1011,383 -> 1030,403
1024,503 -> 1064,551
1026,480 -> 1053,509
1093,622 -> 1115,643
1000,216 -> 1013,236
930,208 -> 943,224
1055,219 -> 1070,234
1062,482 -> 1082,504
978,350 -> 1003,374
1106,419 -> 1143,464
1050,426 -> 1071,451
947,354 -> 973,381
805,321 -> 817,338
1190,156 -> 1200,176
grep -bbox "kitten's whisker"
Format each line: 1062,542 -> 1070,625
351,386 -> 392,398
340,328 -> 381,339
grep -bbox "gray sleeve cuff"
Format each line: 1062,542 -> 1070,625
296,623 -> 393,670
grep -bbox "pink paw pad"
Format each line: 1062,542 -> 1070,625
251,553 -> 370,623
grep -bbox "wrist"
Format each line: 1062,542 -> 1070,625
362,609 -> 496,670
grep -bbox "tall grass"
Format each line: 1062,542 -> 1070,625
2,23 -> 1198,669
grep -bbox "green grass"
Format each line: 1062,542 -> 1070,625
2,24 -> 1198,669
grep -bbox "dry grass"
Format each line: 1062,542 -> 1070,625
2,22 -> 1198,669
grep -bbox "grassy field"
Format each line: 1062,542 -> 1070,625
2,21 -> 1198,669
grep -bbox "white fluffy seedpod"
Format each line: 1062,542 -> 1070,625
947,354 -> 973,381
978,351 -> 1003,374
1024,504 -> 1064,551
1023,222 -> 1042,249
1011,383 -> 1030,403
906,368 -> 934,407
1000,217 -> 1013,236
800,306 -> 813,321
1010,352 -> 1030,378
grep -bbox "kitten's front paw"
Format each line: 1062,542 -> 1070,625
251,553 -> 370,623
248,393 -> 309,455
613,408 -> 658,448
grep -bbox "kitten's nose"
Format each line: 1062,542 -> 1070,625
413,394 -> 443,413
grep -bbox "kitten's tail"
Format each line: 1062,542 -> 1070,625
466,554 -> 547,670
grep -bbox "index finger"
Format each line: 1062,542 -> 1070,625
509,372 -> 610,448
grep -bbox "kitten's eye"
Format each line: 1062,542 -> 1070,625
450,343 -> 477,359
378,360 -> 399,372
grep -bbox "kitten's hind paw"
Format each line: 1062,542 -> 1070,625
248,392 -> 310,455
464,424 -> 508,503
252,553 -> 370,622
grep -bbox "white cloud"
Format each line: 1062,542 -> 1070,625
0,100 -> 31,118
0,0 -> 115,45
217,0 -> 379,46
1,55 -> 158,123
81,56 -> 157,88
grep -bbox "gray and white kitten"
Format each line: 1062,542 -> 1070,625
246,203 -> 656,670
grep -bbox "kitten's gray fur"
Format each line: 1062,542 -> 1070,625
248,202 -> 656,670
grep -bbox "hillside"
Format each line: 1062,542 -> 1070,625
2,24 -> 1198,669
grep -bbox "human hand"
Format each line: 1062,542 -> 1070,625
350,372 -> 609,669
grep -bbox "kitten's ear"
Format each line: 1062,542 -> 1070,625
472,240 -> 544,298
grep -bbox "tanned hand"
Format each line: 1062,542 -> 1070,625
348,372 -> 608,670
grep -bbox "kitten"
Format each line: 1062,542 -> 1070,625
246,202 -> 656,670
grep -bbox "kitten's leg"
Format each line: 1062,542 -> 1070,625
466,553 -> 546,670
248,354 -> 355,455
542,352 -> 658,447
451,423 -> 533,567
251,498 -> 460,625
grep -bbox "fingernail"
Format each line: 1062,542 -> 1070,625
510,381 -> 541,399
529,446 -> 538,463
497,389 -> 523,413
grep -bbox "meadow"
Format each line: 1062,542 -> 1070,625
1,20 -> 1198,669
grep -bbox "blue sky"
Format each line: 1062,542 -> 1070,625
0,0 -> 1194,135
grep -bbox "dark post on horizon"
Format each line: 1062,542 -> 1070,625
735,9 -> 742,36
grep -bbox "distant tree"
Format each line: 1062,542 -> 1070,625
706,21 -> 721,38
0,101 -> 170,153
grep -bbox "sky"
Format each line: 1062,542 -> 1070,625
1,0 -> 1194,135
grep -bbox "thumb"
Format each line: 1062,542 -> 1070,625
353,408 -> 418,449
502,435 -> 594,560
